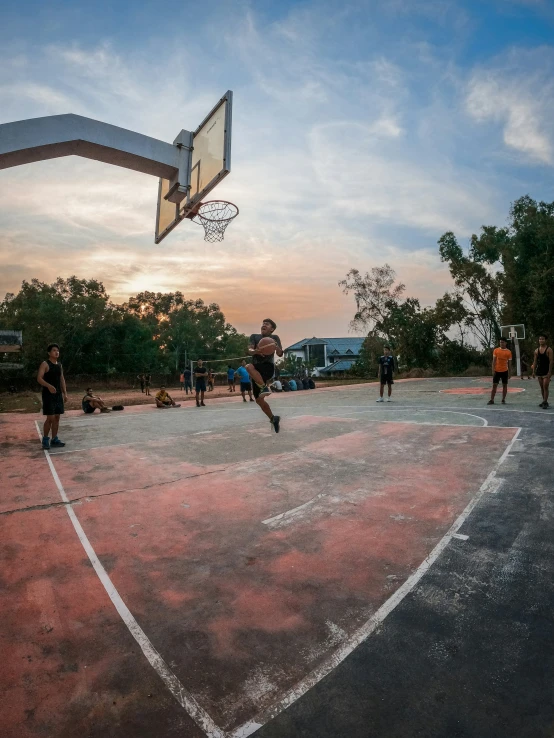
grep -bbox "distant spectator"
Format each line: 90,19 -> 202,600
235,359 -> 254,402
271,379 -> 283,392
179,372 -> 185,390
227,365 -> 236,392
137,373 -> 145,393
302,377 -> 310,389
295,376 -> 304,390
207,369 -> 215,391
183,367 -> 192,394
289,378 -> 297,391
145,373 -> 151,396
82,388 -> 111,414
155,386 -> 181,408
282,379 -> 291,392
308,377 -> 316,389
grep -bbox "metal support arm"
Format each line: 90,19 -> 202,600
0,114 -> 191,203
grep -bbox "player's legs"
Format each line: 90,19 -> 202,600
43,415 -> 54,437
489,376 -> 499,403
542,376 -> 550,405
501,375 -> 508,402
387,380 -> 392,398
51,414 -> 60,438
246,364 -> 265,387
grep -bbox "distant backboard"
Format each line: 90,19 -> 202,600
500,324 -> 525,340
155,91 -> 232,244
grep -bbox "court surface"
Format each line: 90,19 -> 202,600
2,377 -> 553,738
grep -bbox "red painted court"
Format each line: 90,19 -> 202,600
0,384 -> 523,737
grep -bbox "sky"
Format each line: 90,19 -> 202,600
1,0 -> 553,348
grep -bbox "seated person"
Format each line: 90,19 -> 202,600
270,379 -> 283,392
288,378 -> 297,391
281,379 -> 291,391
295,376 -> 303,390
82,388 -> 111,414
308,377 -> 316,389
302,377 -> 310,389
155,386 -> 181,408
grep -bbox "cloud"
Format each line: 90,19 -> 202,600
0,2 -> 549,345
466,48 -> 554,165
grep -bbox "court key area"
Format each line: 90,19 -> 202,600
2,378 -> 553,738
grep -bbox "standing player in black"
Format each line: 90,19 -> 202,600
376,346 -> 395,402
195,359 -> 207,407
532,334 -> 553,409
246,319 -> 284,433
37,343 -> 68,449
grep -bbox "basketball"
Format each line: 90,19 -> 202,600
257,337 -> 277,355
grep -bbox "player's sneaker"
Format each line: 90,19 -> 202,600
539,401 -> 546,407
271,415 -> 281,433
501,399 -> 506,404
543,402 -> 550,409
41,437 -> 50,450
50,438 -> 65,447
487,400 -> 494,405
386,397 -> 392,402
376,397 -> 384,403
259,385 -> 271,397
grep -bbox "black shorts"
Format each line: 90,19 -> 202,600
252,362 -> 275,398
195,379 -> 206,392
240,381 -> 251,392
184,380 -> 192,389
83,401 -> 95,414
493,370 -> 509,385
380,376 -> 394,385
42,391 -> 64,416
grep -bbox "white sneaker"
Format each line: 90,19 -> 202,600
387,397 -> 392,402
376,397 -> 384,402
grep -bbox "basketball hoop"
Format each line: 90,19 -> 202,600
187,200 -> 239,242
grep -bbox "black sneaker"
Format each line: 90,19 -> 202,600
259,385 -> 271,397
271,415 -> 280,433
51,438 -> 66,447
201,402 -> 206,407
487,400 -> 494,405
250,398 -> 255,402
501,399 -> 506,404
544,402 -> 550,409
539,401 -> 546,408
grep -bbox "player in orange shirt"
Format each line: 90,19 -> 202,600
487,338 -> 512,405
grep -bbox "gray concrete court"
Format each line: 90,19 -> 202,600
2,377 -> 553,738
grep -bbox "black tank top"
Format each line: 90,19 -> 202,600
536,347 -> 550,376
42,360 -> 62,393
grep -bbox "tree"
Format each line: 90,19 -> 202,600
470,195 -> 554,339
339,265 -> 405,333
438,232 -> 502,348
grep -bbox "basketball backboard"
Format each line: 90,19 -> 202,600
500,324 -> 525,340
155,91 -> 233,244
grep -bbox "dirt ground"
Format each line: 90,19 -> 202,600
0,378 -> 374,413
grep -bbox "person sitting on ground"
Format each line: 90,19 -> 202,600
282,379 -> 291,391
302,376 -> 310,389
82,388 -> 111,414
308,377 -> 316,389
295,376 -> 304,390
289,378 -> 297,391
270,379 -> 283,392
155,386 -> 181,408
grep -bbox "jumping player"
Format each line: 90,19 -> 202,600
37,344 -> 68,449
532,334 -> 553,409
488,337 -> 512,405
376,346 -> 395,402
246,319 -> 283,433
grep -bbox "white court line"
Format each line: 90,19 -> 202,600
231,426 -> 523,738
34,421 -> 227,738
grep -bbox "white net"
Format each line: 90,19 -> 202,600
192,200 -> 239,242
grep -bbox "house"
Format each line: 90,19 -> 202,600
0,330 -> 23,370
284,336 -> 365,376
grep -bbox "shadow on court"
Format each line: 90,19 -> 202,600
1,378 -> 553,738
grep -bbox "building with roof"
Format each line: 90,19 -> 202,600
284,336 -> 365,375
